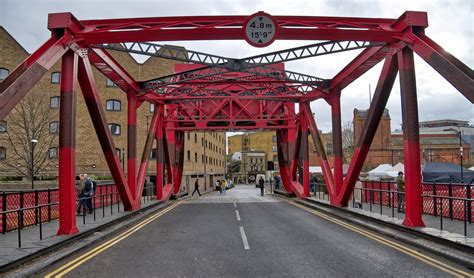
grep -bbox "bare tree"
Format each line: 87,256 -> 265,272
1,90 -> 57,180
342,121 -> 354,163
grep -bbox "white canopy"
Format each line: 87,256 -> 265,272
309,166 -> 322,174
368,164 -> 393,180
385,162 -> 405,178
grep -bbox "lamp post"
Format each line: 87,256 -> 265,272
458,130 -> 464,183
31,139 -> 38,189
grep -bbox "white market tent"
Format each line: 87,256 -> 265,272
368,164 -> 393,180
385,162 -> 405,178
309,166 -> 322,174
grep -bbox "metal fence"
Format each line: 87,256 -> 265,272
0,183 -> 157,248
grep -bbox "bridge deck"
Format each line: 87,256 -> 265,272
37,185 -> 472,277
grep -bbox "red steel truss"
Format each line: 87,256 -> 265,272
0,11 -> 472,235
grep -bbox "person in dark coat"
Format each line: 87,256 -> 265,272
192,178 -> 202,196
259,177 -> 265,196
396,171 -> 405,213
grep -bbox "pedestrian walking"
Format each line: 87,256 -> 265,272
76,174 -> 87,215
192,178 -> 202,196
219,180 -> 227,195
259,176 -> 265,196
84,174 -> 95,214
353,173 -> 367,208
397,171 -> 405,213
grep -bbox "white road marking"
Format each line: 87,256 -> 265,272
235,210 -> 241,221
233,202 -> 237,207
239,226 -> 250,250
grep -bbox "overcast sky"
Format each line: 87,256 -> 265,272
1,0 -> 472,132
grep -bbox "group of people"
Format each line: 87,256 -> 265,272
353,171 -> 405,213
76,173 -> 96,215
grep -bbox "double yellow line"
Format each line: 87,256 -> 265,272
45,202 -> 180,278
287,201 -> 472,277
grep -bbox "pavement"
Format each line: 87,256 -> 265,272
0,195 -> 160,272
307,192 -> 474,243
31,184 -> 474,277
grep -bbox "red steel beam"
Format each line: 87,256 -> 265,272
155,106 -> 165,200
300,111 -> 311,197
136,105 -> 160,205
337,54 -> 398,206
127,94 -> 138,200
331,90 -> 344,196
276,129 -> 294,194
407,33 -> 473,103
57,50 -> 79,236
173,131 -> 185,195
88,48 -> 141,95
77,56 -> 135,210
0,34 -> 73,121
398,47 -> 425,227
301,103 -> 335,197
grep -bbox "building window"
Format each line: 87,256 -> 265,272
106,78 -> 118,87
194,134 -> 197,143
150,103 -> 155,113
0,121 -> 6,133
116,148 -> 122,158
195,153 -> 198,162
50,96 -> 60,108
202,154 -> 204,163
0,147 -> 5,160
150,148 -> 157,160
202,138 -> 204,146
49,147 -> 58,159
106,99 -> 121,111
108,123 -> 121,135
272,146 -> 277,152
51,72 -> 61,84
272,135 -> 277,142
326,143 -> 333,155
273,155 -> 278,161
0,68 -> 9,80
187,133 -> 190,140
49,121 -> 59,133
187,150 -> 191,161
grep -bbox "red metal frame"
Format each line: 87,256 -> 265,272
0,11 -> 471,234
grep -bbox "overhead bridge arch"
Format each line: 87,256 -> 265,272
0,11 -> 471,235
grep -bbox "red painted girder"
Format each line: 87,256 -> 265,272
331,91 -> 344,196
301,103 -> 335,196
329,45 -> 387,91
59,13 -> 404,44
88,48 -> 141,95
407,33 -> 473,103
159,184 -> 174,201
127,94 -> 138,200
290,181 -> 307,199
337,54 -> 398,206
0,34 -> 73,121
77,56 -> 135,210
57,50 -> 79,236
398,47 -> 425,227
136,106 -> 160,206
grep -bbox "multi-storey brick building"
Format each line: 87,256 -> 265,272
0,26 -> 225,193
228,130 -> 334,178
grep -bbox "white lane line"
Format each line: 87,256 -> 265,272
239,226 -> 250,250
235,210 -> 241,221
233,202 -> 237,208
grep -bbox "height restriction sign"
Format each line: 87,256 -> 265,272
244,12 -> 278,47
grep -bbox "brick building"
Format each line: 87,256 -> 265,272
353,108 -> 392,168
227,130 -> 334,177
0,26 -> 225,192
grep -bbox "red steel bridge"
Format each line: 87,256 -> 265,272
0,11 -> 472,236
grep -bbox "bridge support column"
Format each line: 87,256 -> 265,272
127,94 -> 138,208
398,47 -> 425,227
155,107 -> 164,200
57,50 -> 79,236
300,114 -> 310,197
331,90 -> 344,197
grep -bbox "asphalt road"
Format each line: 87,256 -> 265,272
42,185 -> 472,277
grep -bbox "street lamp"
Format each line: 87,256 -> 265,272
31,139 -> 38,189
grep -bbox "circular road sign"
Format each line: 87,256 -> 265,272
244,12 -> 278,47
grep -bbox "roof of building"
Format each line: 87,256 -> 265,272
354,108 -> 390,118
391,136 -> 469,147
419,119 -> 469,128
